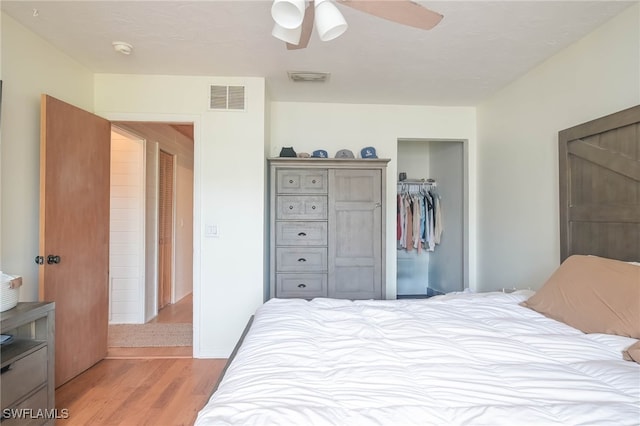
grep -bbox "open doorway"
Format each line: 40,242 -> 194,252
107,122 -> 194,354
396,138 -> 469,297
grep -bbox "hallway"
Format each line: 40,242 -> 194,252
107,293 -> 193,359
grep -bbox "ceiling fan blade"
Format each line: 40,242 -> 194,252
336,0 -> 443,31
287,0 -> 315,50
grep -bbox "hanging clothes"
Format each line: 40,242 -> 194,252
396,182 -> 443,252
405,196 -> 413,252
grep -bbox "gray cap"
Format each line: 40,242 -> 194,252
335,149 -> 355,159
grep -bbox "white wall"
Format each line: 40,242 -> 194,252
95,74 -> 266,357
109,129 -> 145,323
476,3 -> 640,292
0,13 -> 94,299
270,102 -> 477,297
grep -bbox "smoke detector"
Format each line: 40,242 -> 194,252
112,41 -> 133,55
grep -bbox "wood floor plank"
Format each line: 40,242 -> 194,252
56,358 -> 226,425
106,346 -> 193,359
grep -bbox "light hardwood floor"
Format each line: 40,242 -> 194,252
60,293 -> 213,424
150,293 -> 193,324
106,346 -> 193,359
56,357 -> 226,425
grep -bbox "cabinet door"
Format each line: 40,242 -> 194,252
328,169 -> 382,299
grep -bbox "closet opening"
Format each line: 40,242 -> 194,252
396,139 -> 468,297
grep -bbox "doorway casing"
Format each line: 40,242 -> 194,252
105,113 -> 201,356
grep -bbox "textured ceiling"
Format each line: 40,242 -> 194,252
2,1 -> 635,106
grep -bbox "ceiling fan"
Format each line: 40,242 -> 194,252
271,0 -> 443,50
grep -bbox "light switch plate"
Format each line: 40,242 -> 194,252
205,224 -> 219,238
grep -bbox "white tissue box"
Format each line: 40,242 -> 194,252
1,273 -> 22,312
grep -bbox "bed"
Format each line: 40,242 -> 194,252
196,285 -> 639,425
196,107 -> 640,425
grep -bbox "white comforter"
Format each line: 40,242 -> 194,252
196,292 -> 640,426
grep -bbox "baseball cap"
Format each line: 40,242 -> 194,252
311,150 -> 328,158
335,149 -> 355,159
360,146 -> 378,159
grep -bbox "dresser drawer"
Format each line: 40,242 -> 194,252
277,196 -> 327,220
276,274 -> 327,298
276,221 -> 327,246
277,169 -> 327,194
1,385 -> 49,426
276,248 -> 327,272
1,347 -> 47,409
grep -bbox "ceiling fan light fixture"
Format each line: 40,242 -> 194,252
272,22 -> 302,45
314,0 -> 348,42
271,0 -> 307,30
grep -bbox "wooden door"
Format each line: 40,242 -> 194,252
158,150 -> 174,310
328,169 -> 382,299
559,105 -> 640,262
39,95 -> 111,387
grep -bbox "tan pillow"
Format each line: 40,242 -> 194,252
623,341 -> 640,364
522,255 -> 640,338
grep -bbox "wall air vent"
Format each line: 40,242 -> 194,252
288,71 -> 330,83
209,85 -> 246,111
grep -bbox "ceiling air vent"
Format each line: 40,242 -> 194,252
288,71 -> 330,83
209,85 -> 246,111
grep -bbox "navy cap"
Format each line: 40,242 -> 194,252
360,146 -> 378,159
311,150 -> 328,158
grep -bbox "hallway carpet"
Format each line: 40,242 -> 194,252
108,322 -> 192,347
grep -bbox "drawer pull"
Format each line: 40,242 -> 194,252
0,364 -> 11,375
297,258 -> 307,262
298,232 -> 307,237
298,283 -> 307,288
311,205 -> 316,210
289,179 -> 294,183
312,179 -> 316,184
289,205 -> 294,209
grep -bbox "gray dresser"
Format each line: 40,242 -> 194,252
1,302 -> 55,425
269,158 -> 389,300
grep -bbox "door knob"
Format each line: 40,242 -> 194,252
47,255 -> 61,264
35,256 -> 44,265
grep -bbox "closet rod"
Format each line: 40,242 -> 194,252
397,180 -> 437,190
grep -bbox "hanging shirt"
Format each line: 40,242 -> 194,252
434,194 -> 444,245
413,195 -> 421,251
419,195 -> 426,246
405,196 -> 413,252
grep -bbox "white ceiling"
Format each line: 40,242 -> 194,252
2,1 -> 635,106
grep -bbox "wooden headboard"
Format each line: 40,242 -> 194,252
559,105 -> 640,262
